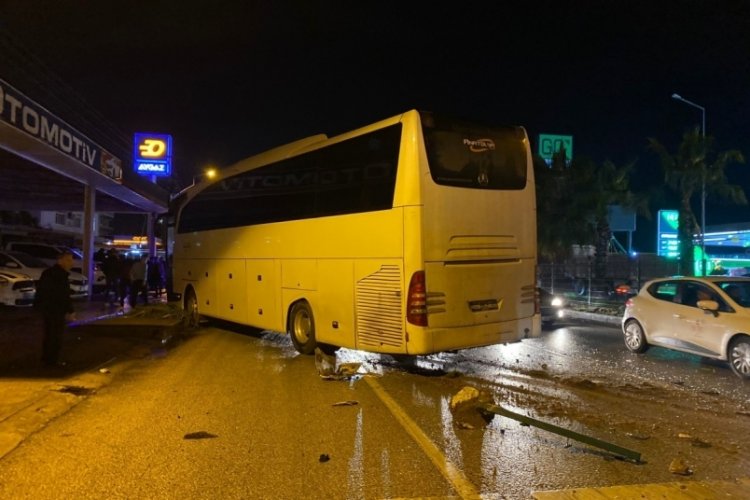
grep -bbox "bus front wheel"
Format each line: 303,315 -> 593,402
185,289 -> 200,328
289,301 -> 317,355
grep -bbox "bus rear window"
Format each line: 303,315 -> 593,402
421,113 -> 527,190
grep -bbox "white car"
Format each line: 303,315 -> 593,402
0,251 -> 89,299
622,276 -> 750,380
4,242 -> 105,289
0,270 -> 35,306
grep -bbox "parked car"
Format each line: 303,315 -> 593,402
539,288 -> 565,326
4,242 -> 105,290
622,276 -> 750,380
0,270 -> 36,306
613,282 -> 637,296
0,251 -> 89,299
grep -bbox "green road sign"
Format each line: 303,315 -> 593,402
538,134 -> 573,161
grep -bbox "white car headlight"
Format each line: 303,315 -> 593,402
551,297 -> 564,307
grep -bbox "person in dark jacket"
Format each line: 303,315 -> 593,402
101,249 -> 121,304
118,257 -> 133,307
33,250 -> 76,367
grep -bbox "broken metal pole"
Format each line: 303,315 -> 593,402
482,403 -> 642,462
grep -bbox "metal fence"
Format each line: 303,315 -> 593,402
539,253 -> 679,298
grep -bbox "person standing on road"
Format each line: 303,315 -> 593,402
129,254 -> 149,307
94,247 -> 106,264
101,249 -> 121,304
33,250 -> 76,367
118,257 -> 133,307
147,256 -> 163,298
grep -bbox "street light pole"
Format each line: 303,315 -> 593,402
672,93 -> 707,275
170,167 -> 219,201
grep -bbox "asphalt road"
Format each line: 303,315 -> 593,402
0,318 -> 747,499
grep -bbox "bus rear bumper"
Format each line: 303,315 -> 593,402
407,316 -> 538,355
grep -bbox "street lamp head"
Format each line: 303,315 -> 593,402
671,93 -> 682,100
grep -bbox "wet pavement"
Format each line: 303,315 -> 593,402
0,295 -> 185,460
0,302 -> 748,499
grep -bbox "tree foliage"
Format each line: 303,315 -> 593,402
534,150 -> 589,260
649,127 -> 746,275
535,150 -> 644,278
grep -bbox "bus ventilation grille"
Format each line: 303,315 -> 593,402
355,265 -> 403,348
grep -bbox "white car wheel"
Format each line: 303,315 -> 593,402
624,320 -> 649,353
729,336 -> 750,380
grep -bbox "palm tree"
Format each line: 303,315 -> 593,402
569,158 -> 643,278
649,127 -> 746,275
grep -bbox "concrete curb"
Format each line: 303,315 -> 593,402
564,309 -> 622,326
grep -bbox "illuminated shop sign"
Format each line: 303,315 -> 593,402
0,78 -> 122,183
134,133 -> 172,177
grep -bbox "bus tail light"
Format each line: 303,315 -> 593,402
407,270 -> 428,326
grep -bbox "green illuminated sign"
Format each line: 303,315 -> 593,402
657,209 -> 680,258
538,134 -> 573,161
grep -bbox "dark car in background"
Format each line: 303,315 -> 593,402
539,288 -> 565,326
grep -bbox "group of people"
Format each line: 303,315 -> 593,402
95,248 -> 166,308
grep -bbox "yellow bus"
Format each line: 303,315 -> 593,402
172,110 -> 540,355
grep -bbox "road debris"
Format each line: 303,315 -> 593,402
450,386 -> 495,429
332,400 -> 359,407
314,348 -> 361,380
675,432 -> 710,447
98,368 -> 110,374
319,453 -> 330,463
625,433 -> 651,441
449,385 -> 643,463
183,431 -> 218,440
668,458 -> 693,475
690,437 -> 711,448
54,385 -> 95,396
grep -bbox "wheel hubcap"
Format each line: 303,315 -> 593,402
624,324 -> 642,349
187,295 -> 198,325
731,342 -> 750,375
294,310 -> 311,343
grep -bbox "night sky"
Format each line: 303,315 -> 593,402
2,1 -> 750,249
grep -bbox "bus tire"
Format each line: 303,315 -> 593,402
289,301 -> 317,355
184,288 -> 200,328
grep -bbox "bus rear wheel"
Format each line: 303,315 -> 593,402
185,289 -> 200,328
289,301 -> 317,355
